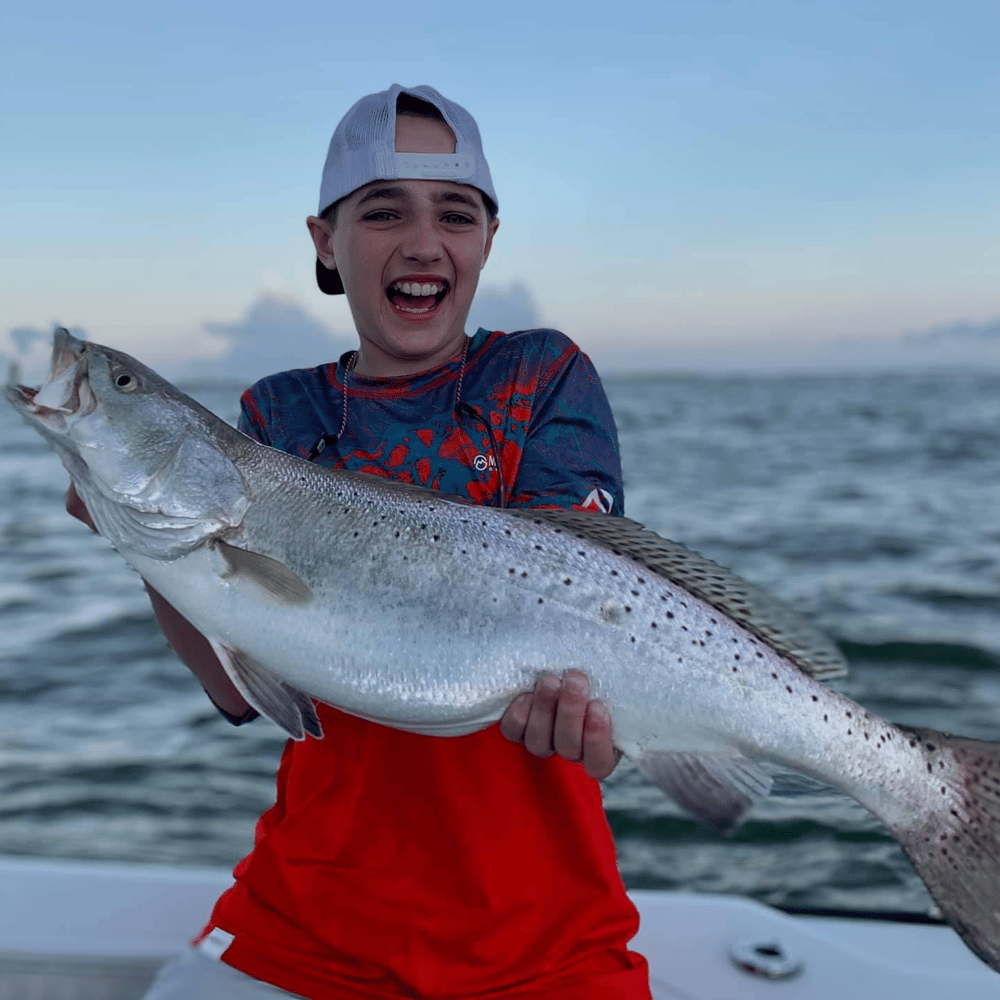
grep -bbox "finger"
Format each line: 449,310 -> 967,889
582,700 -> 618,780
499,693 -> 532,744
553,670 -> 590,762
523,674 -> 561,757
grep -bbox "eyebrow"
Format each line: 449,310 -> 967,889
355,186 -> 481,211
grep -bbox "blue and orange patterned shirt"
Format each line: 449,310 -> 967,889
199,328 -> 651,1000
237,327 -> 622,514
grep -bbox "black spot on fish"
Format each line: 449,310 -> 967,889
564,578 -> 572,585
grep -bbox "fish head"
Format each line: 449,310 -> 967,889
6,328 -> 249,553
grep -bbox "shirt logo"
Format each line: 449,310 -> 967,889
581,488 -> 614,514
474,453 -> 497,473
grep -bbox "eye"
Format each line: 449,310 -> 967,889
443,213 -> 474,225
112,369 -> 139,392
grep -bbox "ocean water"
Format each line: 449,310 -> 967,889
3,369 -> 1000,917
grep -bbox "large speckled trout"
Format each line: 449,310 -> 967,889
8,328 -> 1000,973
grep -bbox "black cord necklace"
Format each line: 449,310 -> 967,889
308,336 -> 506,507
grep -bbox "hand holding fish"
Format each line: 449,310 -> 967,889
500,670 -> 621,779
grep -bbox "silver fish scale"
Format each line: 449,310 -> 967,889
219,451 -> 800,751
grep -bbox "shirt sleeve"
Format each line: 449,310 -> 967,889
206,387 -> 267,727
238,383 -> 273,445
509,339 -> 624,516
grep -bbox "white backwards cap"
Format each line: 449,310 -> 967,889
315,84 -> 498,295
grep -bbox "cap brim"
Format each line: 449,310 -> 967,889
315,258 -> 345,295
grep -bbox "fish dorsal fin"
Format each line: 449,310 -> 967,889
511,509 -> 847,681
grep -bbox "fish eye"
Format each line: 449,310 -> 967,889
112,369 -> 139,392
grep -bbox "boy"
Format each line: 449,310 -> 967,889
71,84 -> 650,999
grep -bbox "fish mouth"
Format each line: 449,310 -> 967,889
4,328 -> 95,428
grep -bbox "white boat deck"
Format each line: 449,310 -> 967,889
2,855 -> 998,999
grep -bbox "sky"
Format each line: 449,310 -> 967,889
3,0 -> 999,375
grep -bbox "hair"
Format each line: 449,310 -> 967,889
321,95 -> 497,226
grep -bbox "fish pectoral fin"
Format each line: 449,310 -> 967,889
634,750 -> 772,834
214,540 -> 313,606
210,640 -> 323,741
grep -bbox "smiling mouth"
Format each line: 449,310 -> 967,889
385,279 -> 450,315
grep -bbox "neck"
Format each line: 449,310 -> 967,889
352,335 -> 469,378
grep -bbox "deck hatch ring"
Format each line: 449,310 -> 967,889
730,937 -> 802,979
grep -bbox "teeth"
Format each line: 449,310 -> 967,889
391,281 -> 442,297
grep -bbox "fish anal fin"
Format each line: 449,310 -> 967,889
634,750 -> 772,834
210,640 -> 323,741
214,539 -> 313,606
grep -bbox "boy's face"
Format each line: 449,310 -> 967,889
308,114 -> 499,377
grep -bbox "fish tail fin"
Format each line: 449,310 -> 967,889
891,726 -> 1000,973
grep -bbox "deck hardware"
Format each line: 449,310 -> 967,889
730,937 -> 802,979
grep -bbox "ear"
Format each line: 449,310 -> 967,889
481,216 -> 500,269
306,216 -> 337,269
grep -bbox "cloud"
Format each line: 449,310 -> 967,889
589,326 -> 1000,375
170,280 -> 546,384
467,280 -> 543,334
904,317 -> 1000,343
171,295 -> 355,385
1,323 -> 89,386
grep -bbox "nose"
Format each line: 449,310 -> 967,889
398,213 -> 444,263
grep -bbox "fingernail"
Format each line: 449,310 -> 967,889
592,701 -> 609,722
540,675 -> 560,695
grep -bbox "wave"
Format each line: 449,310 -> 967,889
837,638 -> 1000,672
